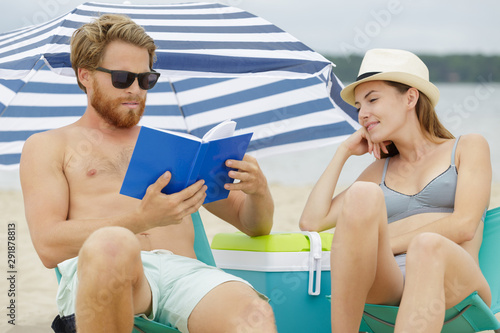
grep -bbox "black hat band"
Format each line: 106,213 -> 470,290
356,71 -> 382,81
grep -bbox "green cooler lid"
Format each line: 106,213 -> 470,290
211,232 -> 333,252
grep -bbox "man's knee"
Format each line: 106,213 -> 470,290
78,226 -> 141,273
189,281 -> 276,332
235,295 -> 275,332
76,227 -> 143,316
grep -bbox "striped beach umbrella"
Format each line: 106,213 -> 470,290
0,1 -> 359,170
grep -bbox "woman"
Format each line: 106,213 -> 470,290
299,49 -> 492,332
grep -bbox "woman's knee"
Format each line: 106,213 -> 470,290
406,232 -> 446,265
340,181 -> 385,226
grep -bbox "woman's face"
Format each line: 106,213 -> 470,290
354,80 -> 408,143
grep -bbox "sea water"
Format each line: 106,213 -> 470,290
0,83 -> 499,189
258,83 -> 500,186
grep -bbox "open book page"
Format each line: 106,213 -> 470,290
121,121 -> 253,203
143,120 -> 236,143
151,127 -> 202,142
202,119 -> 236,142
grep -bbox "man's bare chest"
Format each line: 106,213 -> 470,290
64,142 -> 134,184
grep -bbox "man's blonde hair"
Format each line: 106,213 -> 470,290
70,14 -> 157,93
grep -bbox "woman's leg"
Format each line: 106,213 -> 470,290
331,182 -> 404,332
395,232 -> 491,333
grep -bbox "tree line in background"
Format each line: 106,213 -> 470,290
325,54 -> 500,83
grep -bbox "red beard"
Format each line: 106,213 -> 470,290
90,78 -> 146,129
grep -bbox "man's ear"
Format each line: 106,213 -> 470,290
407,87 -> 419,109
78,68 -> 91,90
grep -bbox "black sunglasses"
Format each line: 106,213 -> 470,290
95,67 -> 160,90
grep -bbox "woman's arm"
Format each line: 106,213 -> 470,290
299,145 -> 350,231
299,128 -> 388,232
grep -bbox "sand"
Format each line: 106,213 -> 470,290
1,184 -> 500,331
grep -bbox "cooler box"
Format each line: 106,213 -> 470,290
211,231 -> 333,333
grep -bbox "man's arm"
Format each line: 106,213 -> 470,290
20,132 -> 206,268
204,155 -> 273,236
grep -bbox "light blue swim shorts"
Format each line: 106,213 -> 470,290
56,250 -> 264,333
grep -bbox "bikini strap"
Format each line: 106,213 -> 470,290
451,136 -> 461,167
381,157 -> 391,182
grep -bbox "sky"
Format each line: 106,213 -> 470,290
1,0 -> 499,57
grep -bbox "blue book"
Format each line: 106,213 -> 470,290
120,120 -> 253,204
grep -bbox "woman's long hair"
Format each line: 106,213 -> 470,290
380,81 -> 455,158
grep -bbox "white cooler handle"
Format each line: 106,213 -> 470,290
302,231 -> 322,296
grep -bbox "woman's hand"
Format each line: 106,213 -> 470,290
341,127 -> 390,159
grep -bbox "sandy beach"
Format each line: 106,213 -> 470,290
1,183 -> 500,331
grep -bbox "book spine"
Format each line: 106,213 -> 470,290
186,142 -> 210,187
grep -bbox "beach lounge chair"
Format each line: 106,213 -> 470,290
359,206 -> 500,333
53,211 -> 215,333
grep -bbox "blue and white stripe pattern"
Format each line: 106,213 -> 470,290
0,2 -> 358,170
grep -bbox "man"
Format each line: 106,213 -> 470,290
20,14 -> 275,333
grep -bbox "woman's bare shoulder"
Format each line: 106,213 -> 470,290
454,133 -> 491,172
458,133 -> 489,148
356,158 -> 388,184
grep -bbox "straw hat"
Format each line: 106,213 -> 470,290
340,49 -> 440,107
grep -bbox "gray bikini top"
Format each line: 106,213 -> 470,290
380,138 -> 460,223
